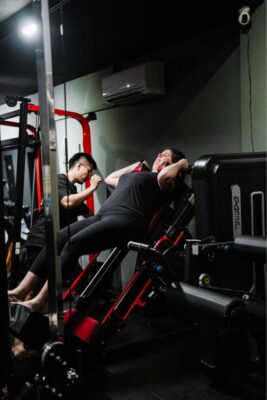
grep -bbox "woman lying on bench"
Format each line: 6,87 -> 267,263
8,148 -> 189,311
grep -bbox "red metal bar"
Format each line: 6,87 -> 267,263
118,278 -> 152,321
0,120 -> 36,135
101,270 -> 141,324
173,230 -> 185,246
154,236 -> 173,248
35,146 -> 43,211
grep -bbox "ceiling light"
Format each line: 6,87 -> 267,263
20,20 -> 40,39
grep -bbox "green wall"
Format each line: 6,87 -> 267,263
240,1 -> 266,151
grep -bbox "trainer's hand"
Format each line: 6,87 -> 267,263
90,174 -> 102,190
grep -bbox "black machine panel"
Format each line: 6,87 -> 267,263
1,139 -> 35,207
190,152 -> 266,291
193,152 -> 266,241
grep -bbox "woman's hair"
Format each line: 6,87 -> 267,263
168,148 -> 185,163
68,152 -> 97,170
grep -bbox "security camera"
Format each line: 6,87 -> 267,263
238,6 -> 251,26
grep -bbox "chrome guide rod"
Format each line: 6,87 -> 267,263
34,0 -> 63,338
250,191 -> 266,295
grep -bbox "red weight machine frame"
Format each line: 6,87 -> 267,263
63,189 -> 195,353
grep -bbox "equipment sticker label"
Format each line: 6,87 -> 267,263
231,184 -> 242,238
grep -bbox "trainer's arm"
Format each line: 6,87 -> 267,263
60,174 -> 102,209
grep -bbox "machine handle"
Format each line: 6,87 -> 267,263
127,241 -> 150,252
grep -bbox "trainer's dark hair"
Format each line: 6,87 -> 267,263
163,148 -> 185,163
68,152 -> 97,170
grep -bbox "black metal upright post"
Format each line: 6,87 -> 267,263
0,138 -> 13,395
9,97 -> 30,289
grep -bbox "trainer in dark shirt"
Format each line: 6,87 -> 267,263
19,152 -> 101,274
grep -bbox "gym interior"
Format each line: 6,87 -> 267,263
0,1 -> 266,399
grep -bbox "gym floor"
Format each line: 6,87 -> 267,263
12,302 -> 266,400
85,309 -> 266,400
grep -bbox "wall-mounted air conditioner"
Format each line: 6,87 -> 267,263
101,62 -> 165,105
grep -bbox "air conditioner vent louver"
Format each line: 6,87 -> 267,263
102,62 -> 165,105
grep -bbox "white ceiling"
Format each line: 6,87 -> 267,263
0,0 -> 31,23
0,0 -> 243,103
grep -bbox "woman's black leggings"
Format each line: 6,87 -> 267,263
30,213 -> 147,281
